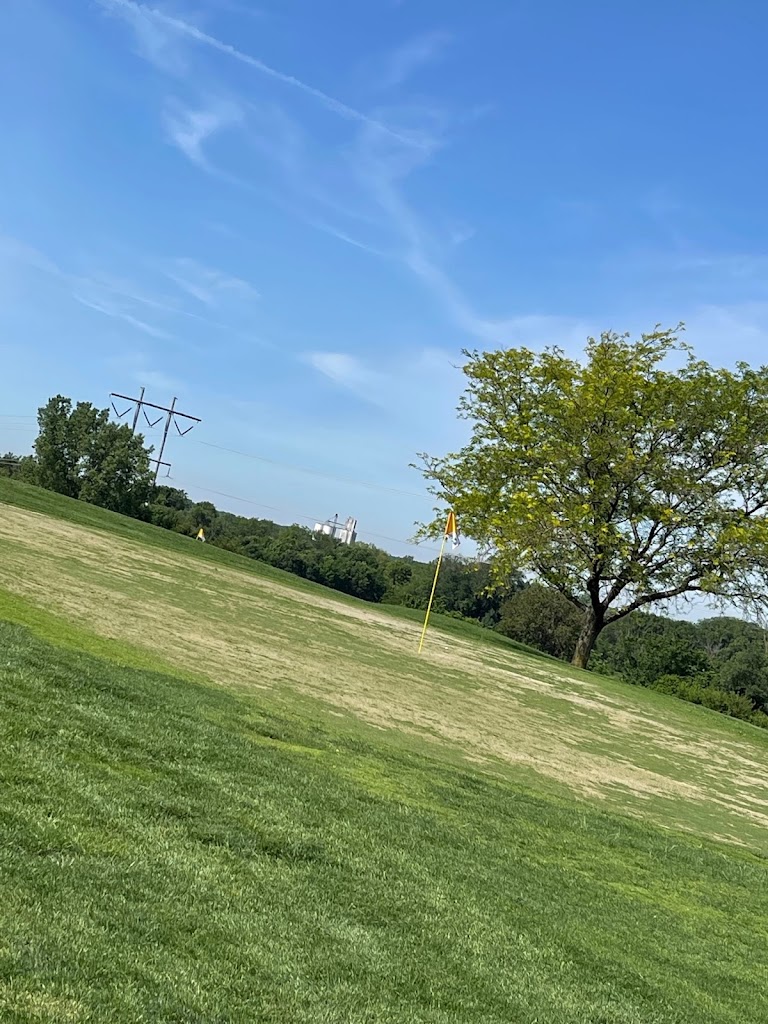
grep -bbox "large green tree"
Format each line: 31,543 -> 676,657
418,328 -> 768,668
34,395 -> 153,517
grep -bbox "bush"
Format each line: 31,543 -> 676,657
649,674 -> 766,728
497,584 -> 583,661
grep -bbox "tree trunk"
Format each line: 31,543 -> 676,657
571,610 -> 603,669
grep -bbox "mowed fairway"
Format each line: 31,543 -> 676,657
2,481 -> 768,851
2,480 -> 768,1022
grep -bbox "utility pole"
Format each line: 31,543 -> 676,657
154,396 -> 177,486
131,386 -> 145,433
110,390 -> 201,484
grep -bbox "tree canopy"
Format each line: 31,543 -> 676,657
34,395 -> 153,517
0,452 -> 36,482
418,328 -> 768,667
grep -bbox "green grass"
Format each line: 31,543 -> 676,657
2,621 -> 768,1023
2,479 -> 768,849
0,478 -> 549,660
3,479 -> 768,1019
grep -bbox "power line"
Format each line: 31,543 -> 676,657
110,389 -> 201,484
8,401 -> 436,538
195,439 -> 427,500
173,480 -> 442,555
1,405 -> 439,555
3,412 -> 430,504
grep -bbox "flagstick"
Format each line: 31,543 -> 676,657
418,531 -> 449,654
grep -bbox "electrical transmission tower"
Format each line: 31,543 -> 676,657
110,388 -> 201,484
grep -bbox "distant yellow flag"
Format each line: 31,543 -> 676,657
419,510 -> 460,654
196,527 -> 206,542
445,511 -> 460,550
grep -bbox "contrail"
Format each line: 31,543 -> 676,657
101,0 -> 415,144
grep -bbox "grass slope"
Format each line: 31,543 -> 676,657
0,479 -> 539,655
2,480 -> 768,853
2,621 -> 768,1023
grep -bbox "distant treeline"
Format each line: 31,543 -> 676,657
500,584 -> 768,728
149,485 -> 515,621
5,392 -> 768,731
1,397 -> 517,621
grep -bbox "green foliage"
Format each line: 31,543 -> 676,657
497,583 -> 583,660
591,611 -> 768,727
137,492 -> 504,615
2,620 -> 768,1022
419,328 -> 768,667
650,674 -> 768,726
594,613 -> 710,686
389,556 -> 515,626
33,395 -> 153,515
696,617 -> 768,708
0,453 -> 36,482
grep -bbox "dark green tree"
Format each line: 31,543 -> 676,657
33,395 -> 153,515
80,423 -> 153,517
0,452 -> 37,482
497,584 -> 584,660
696,617 -> 768,711
266,526 -> 317,578
317,543 -> 388,602
34,396 -> 89,496
594,613 -> 708,685
391,557 -> 515,625
153,486 -> 193,512
148,486 -> 193,532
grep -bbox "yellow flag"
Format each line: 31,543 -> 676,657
419,510 -> 459,654
445,511 -> 460,550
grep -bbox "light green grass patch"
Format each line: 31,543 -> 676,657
2,480 -> 768,854
1,622 -> 768,1023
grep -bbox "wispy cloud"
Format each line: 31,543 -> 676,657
163,257 -> 260,305
99,0 -> 418,145
0,232 -> 230,338
0,234 -> 60,276
162,94 -> 393,254
343,118 -> 516,343
108,348 -> 186,397
160,89 -> 526,342
100,2 -> 557,347
207,0 -> 267,19
684,302 -> 768,363
163,97 -> 242,169
0,233 -> 172,337
71,291 -> 173,339
448,223 -> 475,247
79,271 -> 221,325
304,352 -> 384,402
303,347 -> 468,438
377,30 -> 452,90
98,0 -> 189,74
621,245 -> 768,285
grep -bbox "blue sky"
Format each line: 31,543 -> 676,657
2,0 -> 768,563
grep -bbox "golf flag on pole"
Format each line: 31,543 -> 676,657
446,510 -> 460,550
418,510 -> 459,654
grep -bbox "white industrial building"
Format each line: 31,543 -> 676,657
312,514 -> 358,545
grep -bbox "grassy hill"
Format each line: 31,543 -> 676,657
1,478 -> 768,1022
